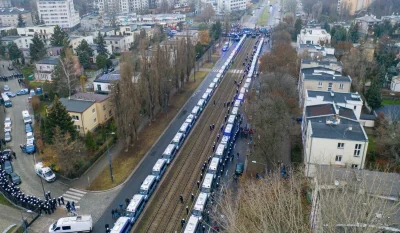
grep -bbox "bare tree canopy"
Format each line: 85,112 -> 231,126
200,3 -> 215,22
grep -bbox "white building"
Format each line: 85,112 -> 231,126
0,8 -> 33,27
390,76 -> 400,92
37,0 -> 80,30
93,72 -> 120,93
217,0 -> 246,12
17,25 -> 56,45
34,57 -> 59,81
297,28 -> 331,47
0,0 -> 11,8
69,36 -> 94,51
303,105 -> 368,177
104,35 -> 133,53
297,44 -> 336,61
95,0 -> 146,14
1,36 -> 32,49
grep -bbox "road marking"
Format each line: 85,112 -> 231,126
66,191 -> 85,197
69,188 -> 87,194
61,188 -> 87,203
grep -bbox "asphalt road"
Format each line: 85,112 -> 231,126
93,41 -> 239,230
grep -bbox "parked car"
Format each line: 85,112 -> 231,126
17,88 -> 29,96
235,162 -> 244,176
7,65 -> 14,70
4,131 -> 11,142
3,160 -> 13,174
9,172 -> 21,185
4,125 -> 11,133
3,85 -> 10,91
35,162 -> 56,182
4,117 -> 12,127
5,92 -> 16,98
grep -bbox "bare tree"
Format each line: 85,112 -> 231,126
199,3 -> 215,23
285,0 -> 297,14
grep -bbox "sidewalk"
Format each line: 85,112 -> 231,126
0,204 -> 20,232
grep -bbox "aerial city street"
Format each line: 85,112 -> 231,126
0,0 -> 400,232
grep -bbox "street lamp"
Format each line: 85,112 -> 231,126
20,209 -> 33,233
106,132 -> 116,183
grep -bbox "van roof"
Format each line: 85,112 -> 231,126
216,73 -> 222,78
205,88 -> 213,94
227,115 -> 236,124
184,216 -> 200,233
172,132 -> 184,143
140,175 -> 156,190
201,93 -> 209,99
163,144 -> 176,155
213,78 -> 219,83
152,159 -> 166,172
240,87 -> 246,94
194,192 -> 208,211
196,100 -> 204,106
179,122 -> 189,132
221,135 -> 230,145
110,217 -> 130,233
202,173 -> 214,188
244,83 -> 250,88
57,215 -> 92,225
209,82 -> 215,88
238,93 -> 244,100
209,158 -> 220,170
234,100 -> 241,107
231,107 -> 238,115
224,124 -> 233,133
127,195 -> 145,212
215,144 -> 225,155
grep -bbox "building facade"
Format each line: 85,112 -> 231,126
338,0 -> 375,15
104,35 -> 133,53
355,15 -> 381,35
17,25 -> 56,45
217,0 -> 246,12
93,72 -> 120,93
1,36 -> 32,49
37,0 -> 80,30
34,57 -> 58,81
297,28 -> 331,47
0,8 -> 32,27
0,0 -> 11,8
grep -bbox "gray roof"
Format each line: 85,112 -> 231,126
305,103 -> 357,120
60,98 -> 94,113
105,36 -> 124,41
1,36 -> 21,41
304,73 -> 351,82
307,90 -> 362,104
0,8 -> 30,15
94,72 -> 120,83
37,57 -> 59,65
71,92 -> 109,102
309,117 -> 367,141
100,27 -> 116,32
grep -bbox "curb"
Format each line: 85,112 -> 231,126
2,224 -> 16,233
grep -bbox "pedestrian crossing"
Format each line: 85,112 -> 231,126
211,69 -> 220,72
62,188 -> 87,204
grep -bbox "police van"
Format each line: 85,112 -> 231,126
193,192 -> 208,218
208,82 -> 216,91
201,173 -> 215,194
22,110 -> 32,124
201,92 -> 210,103
191,106 -> 201,119
214,143 -> 227,159
152,159 -> 167,181
220,135 -> 230,146
196,99 -> 206,112
237,93 -> 244,103
185,114 -> 195,127
227,115 -> 236,125
244,82 -> 250,90
216,72 -> 222,82
234,100 -> 241,107
208,157 -> 220,176
240,87 -> 246,94
223,123 -> 234,137
162,144 -> 178,164
139,175 -> 157,201
110,217 -> 132,233
48,215 -> 92,233
171,132 -> 185,150
179,122 -> 191,138
1,93 -> 12,107
205,88 -> 213,97
183,215 -> 200,233
213,78 -> 219,86
231,107 -> 239,116
126,194 -> 146,224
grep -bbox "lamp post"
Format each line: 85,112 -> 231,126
106,132 -> 115,183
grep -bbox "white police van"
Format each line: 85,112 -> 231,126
234,100 -> 241,107
220,135 -> 230,146
244,82 -> 250,90
152,159 -> 167,181
208,157 -> 220,177
126,194 -> 146,224
162,144 -> 177,164
196,99 -> 206,112
139,175 -> 157,201
171,132 -> 185,150
223,123 -> 234,137
231,107 -> 239,116
214,143 -> 227,159
237,93 -> 244,103
110,217 -> 132,233
179,122 -> 191,138
183,215 -> 200,233
227,115 -> 237,125
201,92 -> 210,103
193,192 -> 208,218
205,88 -> 213,96
49,215 -> 92,233
201,173 -> 215,194
208,82 -> 216,91
185,114 -> 195,127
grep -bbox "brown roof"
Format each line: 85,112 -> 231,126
71,92 -> 109,103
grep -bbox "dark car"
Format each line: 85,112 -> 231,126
9,172 -> 21,185
235,163 -> 244,176
2,149 -> 11,160
3,160 -> 13,174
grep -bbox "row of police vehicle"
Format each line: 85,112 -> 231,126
183,37 -> 265,233
107,35 -> 248,233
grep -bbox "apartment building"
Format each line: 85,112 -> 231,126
297,28 -> 331,47
217,0 -> 246,12
34,57 -> 58,81
355,14 -> 381,34
0,8 -> 32,27
37,0 -> 80,30
303,104 -> 368,177
1,36 -> 32,49
95,0 -> 145,14
17,25 -> 56,45
337,0 -> 375,15
69,35 -> 94,51
104,35 -> 133,53
0,0 -> 11,8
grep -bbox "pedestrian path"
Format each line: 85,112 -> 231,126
62,188 -> 87,204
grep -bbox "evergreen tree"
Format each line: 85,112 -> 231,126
17,14 -> 25,27
44,96 -> 76,144
34,12 -> 40,25
348,23 -> 359,43
294,18 -> 302,40
50,25 -> 69,46
95,32 -> 108,56
8,42 -> 21,62
85,131 -> 97,151
76,39 -> 93,68
29,34 -> 46,62
366,80 -> 382,109
96,54 -> 107,70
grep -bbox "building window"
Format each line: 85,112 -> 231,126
335,155 -> 342,162
103,105 -> 106,110
72,115 -> 79,121
339,83 -> 344,89
94,118 -> 97,123
351,164 -> 359,169
354,144 -> 361,157
337,143 -> 344,149
92,108 -> 96,113
318,81 -> 323,88
328,82 -> 333,91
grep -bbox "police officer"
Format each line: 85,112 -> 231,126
179,194 -> 184,203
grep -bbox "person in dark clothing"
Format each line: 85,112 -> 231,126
179,194 -> 184,203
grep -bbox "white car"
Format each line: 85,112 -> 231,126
4,125 -> 11,133
26,132 -> 34,144
4,117 -> 11,127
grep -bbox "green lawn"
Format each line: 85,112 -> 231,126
0,193 -> 15,208
382,99 -> 400,106
21,66 -> 34,78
